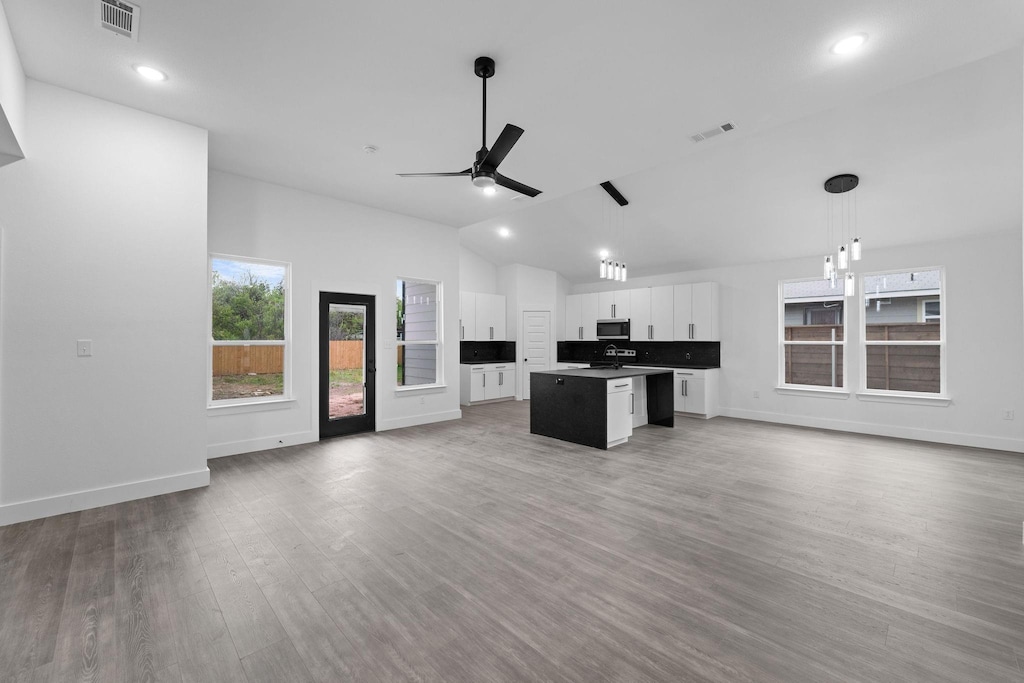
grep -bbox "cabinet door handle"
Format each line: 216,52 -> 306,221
499,372 -> 502,386
579,326 -> 583,340
648,324 -> 653,340
483,374 -> 486,387
614,383 -> 629,388
681,380 -> 685,396
684,379 -> 688,396
612,304 -> 616,318
630,393 -> 634,414
461,324 -> 464,340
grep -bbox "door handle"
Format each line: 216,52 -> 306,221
648,324 -> 652,340
681,380 -> 685,396
579,326 -> 583,339
499,372 -> 503,386
684,379 -> 688,396
630,393 -> 634,414
611,304 -> 615,318
483,374 -> 486,387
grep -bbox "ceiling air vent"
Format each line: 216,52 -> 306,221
97,0 -> 140,40
690,121 -> 736,143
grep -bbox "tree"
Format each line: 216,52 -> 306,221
211,270 -> 285,340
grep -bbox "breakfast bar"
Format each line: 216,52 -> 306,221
529,367 -> 674,449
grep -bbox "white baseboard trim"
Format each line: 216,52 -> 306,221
0,468 -> 210,527
207,430 -> 318,459
377,409 -> 462,432
719,407 -> 1024,453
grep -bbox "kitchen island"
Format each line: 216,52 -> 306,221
530,367 -> 674,449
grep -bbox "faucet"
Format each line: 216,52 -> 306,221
604,344 -> 620,370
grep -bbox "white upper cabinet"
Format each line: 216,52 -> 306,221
565,293 -> 599,340
460,291 -> 477,341
462,292 -> 506,341
673,282 -> 719,341
598,290 -> 630,319
474,293 -> 506,341
630,286 -> 674,341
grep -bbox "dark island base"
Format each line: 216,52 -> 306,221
530,370 -> 673,450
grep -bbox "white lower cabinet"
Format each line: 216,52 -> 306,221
460,364 -> 515,405
673,368 -> 719,417
607,379 -> 633,447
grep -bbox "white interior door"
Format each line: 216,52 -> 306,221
521,310 -> 551,400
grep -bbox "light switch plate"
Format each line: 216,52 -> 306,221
77,339 -> 92,357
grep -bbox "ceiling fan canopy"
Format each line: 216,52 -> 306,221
398,56 -> 542,198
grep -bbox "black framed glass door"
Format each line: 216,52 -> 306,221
319,292 -> 375,438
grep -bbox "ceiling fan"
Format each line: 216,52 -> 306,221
397,56 -> 541,198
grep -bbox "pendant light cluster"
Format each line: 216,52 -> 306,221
598,181 -> 629,282
822,174 -> 862,297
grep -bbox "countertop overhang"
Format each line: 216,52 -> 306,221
533,367 -> 673,380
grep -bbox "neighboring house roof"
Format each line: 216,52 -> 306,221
785,269 -> 941,301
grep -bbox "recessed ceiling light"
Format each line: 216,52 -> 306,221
362,145 -> 378,154
482,186 -> 497,196
498,227 -> 510,238
599,249 -> 609,259
133,65 -> 167,81
831,33 -> 867,55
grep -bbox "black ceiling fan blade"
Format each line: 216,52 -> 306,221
480,124 -> 524,169
396,171 -> 471,178
495,173 -> 541,197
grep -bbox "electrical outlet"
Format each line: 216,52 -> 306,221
76,339 -> 92,357
752,390 -> 759,399
420,396 -> 425,405
1003,410 -> 1014,421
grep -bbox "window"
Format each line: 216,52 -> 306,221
209,255 -> 290,405
863,269 -> 943,394
781,279 -> 845,388
396,278 -> 441,388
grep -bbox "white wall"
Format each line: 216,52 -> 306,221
571,230 -> 1024,452
459,246 -> 497,293
207,171 -> 461,457
0,81 -> 210,524
0,0 -> 25,165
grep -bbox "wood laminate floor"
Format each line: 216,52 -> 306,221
3,402 -> 1024,682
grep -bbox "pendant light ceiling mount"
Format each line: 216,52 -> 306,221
824,173 -> 859,194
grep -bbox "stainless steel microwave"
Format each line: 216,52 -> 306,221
596,319 -> 630,340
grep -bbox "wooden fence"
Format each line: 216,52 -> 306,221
785,322 -> 939,392
212,341 -> 366,376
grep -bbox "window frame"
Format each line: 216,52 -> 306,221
860,266 -> 946,399
208,253 -> 293,409
395,276 -> 445,392
778,277 -> 848,393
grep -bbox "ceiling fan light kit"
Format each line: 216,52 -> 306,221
397,56 -> 541,198
822,173 -> 863,296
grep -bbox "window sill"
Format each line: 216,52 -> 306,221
395,384 -> 448,396
856,391 -> 951,407
208,397 -> 297,416
775,386 -> 850,399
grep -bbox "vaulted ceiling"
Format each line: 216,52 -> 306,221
4,0 -> 1023,282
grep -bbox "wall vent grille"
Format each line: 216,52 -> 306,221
98,0 -> 140,40
690,121 -> 736,143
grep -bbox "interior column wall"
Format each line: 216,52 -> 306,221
0,81 -> 210,524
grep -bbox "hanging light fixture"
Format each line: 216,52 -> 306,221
822,173 -> 862,296
597,181 -> 629,281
